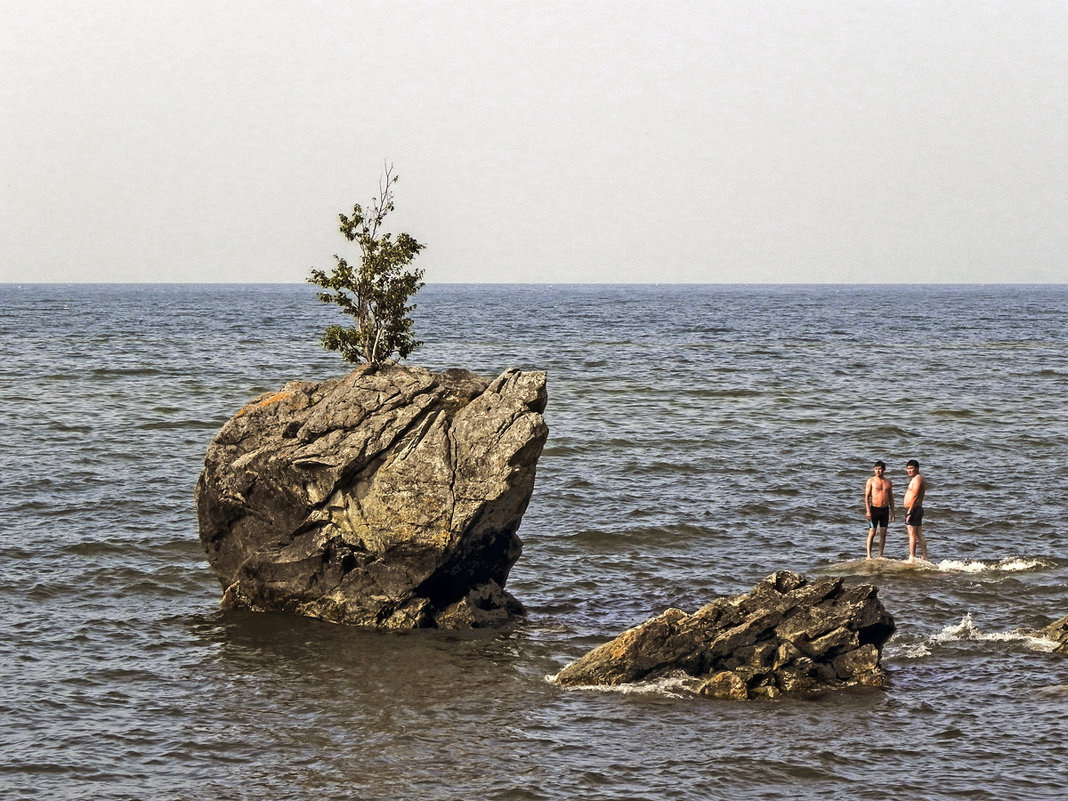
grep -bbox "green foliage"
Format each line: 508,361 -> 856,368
308,164 -> 426,365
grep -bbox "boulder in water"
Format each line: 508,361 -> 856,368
195,364 -> 548,630
554,571 -> 896,699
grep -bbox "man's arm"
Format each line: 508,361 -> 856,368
864,478 -> 873,517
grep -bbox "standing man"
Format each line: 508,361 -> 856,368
903,459 -> 928,561
864,461 -> 895,559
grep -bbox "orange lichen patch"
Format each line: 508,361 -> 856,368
257,391 -> 291,407
235,391 -> 291,417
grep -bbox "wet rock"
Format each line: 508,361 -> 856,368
195,364 -> 547,629
554,571 -> 896,699
1039,614 -> 1068,654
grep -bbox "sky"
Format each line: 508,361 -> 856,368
2,0 -> 1066,284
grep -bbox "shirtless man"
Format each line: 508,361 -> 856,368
864,461 -> 895,559
903,459 -> 928,561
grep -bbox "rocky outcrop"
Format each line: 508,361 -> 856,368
195,364 -> 547,630
554,571 -> 896,699
1039,614 -> 1068,654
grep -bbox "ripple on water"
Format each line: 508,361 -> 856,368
3,284 -> 1068,800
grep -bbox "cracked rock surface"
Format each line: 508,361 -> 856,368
554,571 -> 896,699
195,364 -> 548,629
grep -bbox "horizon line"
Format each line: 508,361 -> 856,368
3,280 -> 1066,288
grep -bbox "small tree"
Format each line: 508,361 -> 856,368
308,164 -> 425,365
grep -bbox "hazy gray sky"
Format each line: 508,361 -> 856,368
2,1 -> 1066,283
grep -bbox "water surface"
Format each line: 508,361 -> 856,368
1,283 -> 1066,800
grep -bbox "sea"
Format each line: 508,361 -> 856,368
1,283 -> 1066,801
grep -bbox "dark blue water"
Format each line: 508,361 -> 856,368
2,283 -> 1067,800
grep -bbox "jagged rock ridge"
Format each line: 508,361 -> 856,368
554,571 -> 896,699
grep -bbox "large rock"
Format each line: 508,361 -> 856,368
1039,614 -> 1068,654
554,571 -> 896,699
195,364 -> 548,629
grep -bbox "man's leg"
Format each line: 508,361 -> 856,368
914,526 -> 928,561
876,526 -> 887,558
907,525 -> 926,560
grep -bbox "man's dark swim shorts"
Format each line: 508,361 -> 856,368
868,506 -> 890,529
905,506 -> 924,526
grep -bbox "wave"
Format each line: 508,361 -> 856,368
89,366 -> 165,378
887,613 -> 1060,660
930,408 -> 979,418
569,522 -> 714,547
935,613 -> 1064,654
934,557 -> 1051,574
546,669 -> 701,699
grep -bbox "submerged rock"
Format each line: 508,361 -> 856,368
195,364 -> 547,630
1039,614 -> 1068,654
554,571 -> 896,699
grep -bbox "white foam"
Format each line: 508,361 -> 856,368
930,613 -> 1059,652
935,559 -> 988,573
885,642 -> 932,660
996,557 -> 1049,572
935,557 -> 1048,574
933,613 -> 984,641
546,669 -> 701,698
